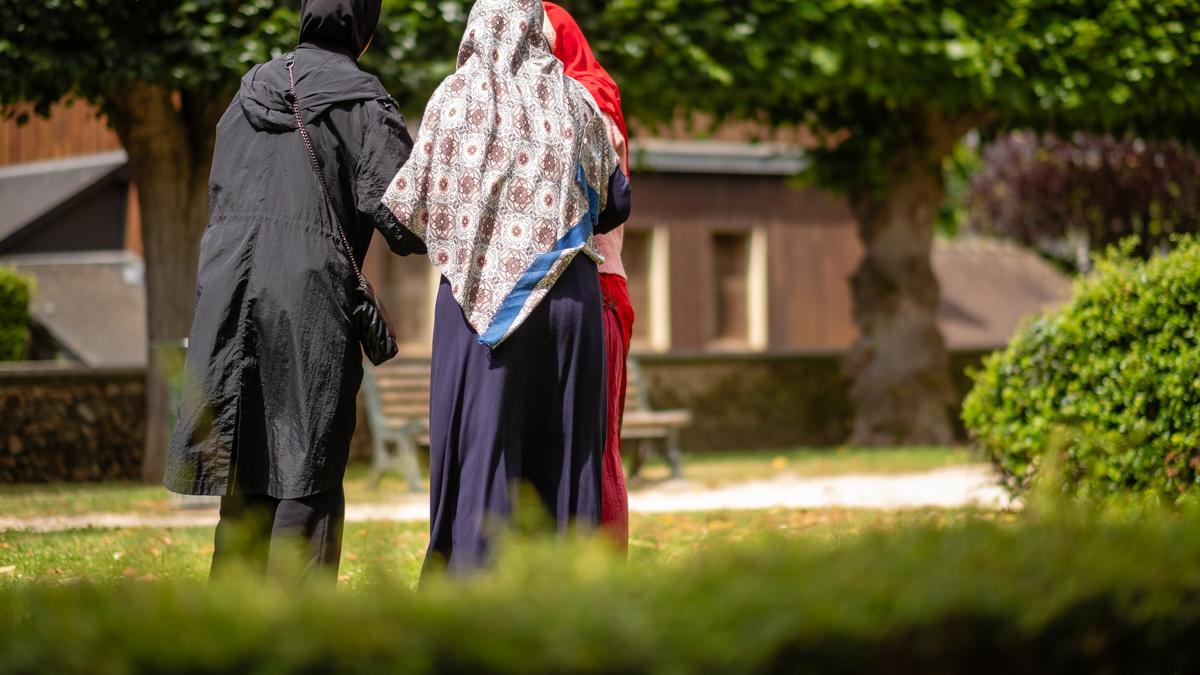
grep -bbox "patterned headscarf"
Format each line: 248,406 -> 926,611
383,0 -> 618,348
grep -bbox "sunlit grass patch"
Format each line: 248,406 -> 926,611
0,507 -> 999,588
0,447 -> 977,520
631,446 -> 976,487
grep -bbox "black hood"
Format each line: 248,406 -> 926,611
238,45 -> 390,133
300,0 -> 381,59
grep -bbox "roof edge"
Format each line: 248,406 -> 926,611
630,139 -> 809,176
1,249 -> 142,267
0,150 -> 128,180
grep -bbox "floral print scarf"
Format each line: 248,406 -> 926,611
383,0 -> 618,348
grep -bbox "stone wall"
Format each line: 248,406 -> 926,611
636,351 -> 987,452
0,352 -> 990,482
0,363 -> 145,482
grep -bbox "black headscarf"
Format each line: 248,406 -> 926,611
299,0 -> 382,59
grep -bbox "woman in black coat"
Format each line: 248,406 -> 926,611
164,0 -> 424,583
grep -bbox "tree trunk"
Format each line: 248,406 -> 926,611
843,117 -> 969,446
105,83 -> 228,483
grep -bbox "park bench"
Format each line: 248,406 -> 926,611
363,357 -> 691,489
620,358 -> 691,479
361,360 -> 429,491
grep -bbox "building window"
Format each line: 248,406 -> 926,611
709,230 -> 768,351
389,253 -> 436,353
623,230 -> 652,347
623,227 -> 671,352
710,232 -> 749,347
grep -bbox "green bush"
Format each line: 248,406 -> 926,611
963,237 -> 1200,499
2,515 -> 1200,674
0,265 -> 32,361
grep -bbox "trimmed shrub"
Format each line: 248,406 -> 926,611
0,265 -> 32,361
3,516 -> 1200,673
963,237 -> 1200,499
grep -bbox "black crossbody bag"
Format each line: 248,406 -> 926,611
287,59 -> 399,366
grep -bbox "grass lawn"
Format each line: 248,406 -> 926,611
0,447 -> 977,520
0,507 -> 1000,589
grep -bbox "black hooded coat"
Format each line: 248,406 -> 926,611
164,1 -> 424,498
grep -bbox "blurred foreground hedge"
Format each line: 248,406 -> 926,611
964,237 -> 1200,499
0,265 -> 31,361
3,514 -> 1200,674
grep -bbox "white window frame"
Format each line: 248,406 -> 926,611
706,228 -> 768,352
748,227 -> 769,351
647,226 -> 672,352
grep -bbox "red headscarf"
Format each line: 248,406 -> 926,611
543,2 -> 629,169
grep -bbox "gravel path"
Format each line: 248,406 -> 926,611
0,466 -> 1011,533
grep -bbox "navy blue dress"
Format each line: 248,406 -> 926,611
425,170 -> 632,575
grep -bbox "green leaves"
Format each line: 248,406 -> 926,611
2,0 -> 1197,191
570,0 -> 1199,191
964,237 -> 1200,500
0,0 -> 288,111
0,266 -> 32,362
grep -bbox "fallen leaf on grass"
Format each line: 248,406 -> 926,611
122,567 -> 139,578
345,553 -> 359,562
0,565 -> 15,575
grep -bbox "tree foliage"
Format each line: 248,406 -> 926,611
560,0 -> 1200,188
967,131 -> 1200,270
3,0 -> 1199,447
0,0 -> 283,116
0,1 -> 471,119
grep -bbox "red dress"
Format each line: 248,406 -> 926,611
545,2 -> 634,550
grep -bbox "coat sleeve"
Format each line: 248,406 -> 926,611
355,104 -> 428,256
595,168 -> 632,235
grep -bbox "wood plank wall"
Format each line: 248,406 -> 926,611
0,102 -> 121,168
624,173 -> 862,353
367,171 -> 865,355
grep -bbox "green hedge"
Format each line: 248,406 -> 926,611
0,265 -> 32,361
3,515 -> 1200,673
963,238 -> 1200,499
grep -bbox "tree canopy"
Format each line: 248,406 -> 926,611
564,0 -> 1200,186
3,0 -> 1199,450
0,0 -> 469,117
559,0 -> 1200,444
968,131 -> 1200,270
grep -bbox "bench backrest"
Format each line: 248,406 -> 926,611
365,357 -> 653,433
364,359 -> 432,434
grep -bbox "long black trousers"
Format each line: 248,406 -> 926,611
209,486 -> 345,585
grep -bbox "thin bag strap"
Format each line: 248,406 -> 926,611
286,59 -> 367,285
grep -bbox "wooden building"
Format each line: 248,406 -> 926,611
1,103 -> 1072,360
1,103 -> 1073,450
364,137 -> 1070,358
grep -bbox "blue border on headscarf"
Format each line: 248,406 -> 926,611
478,165 -> 601,348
